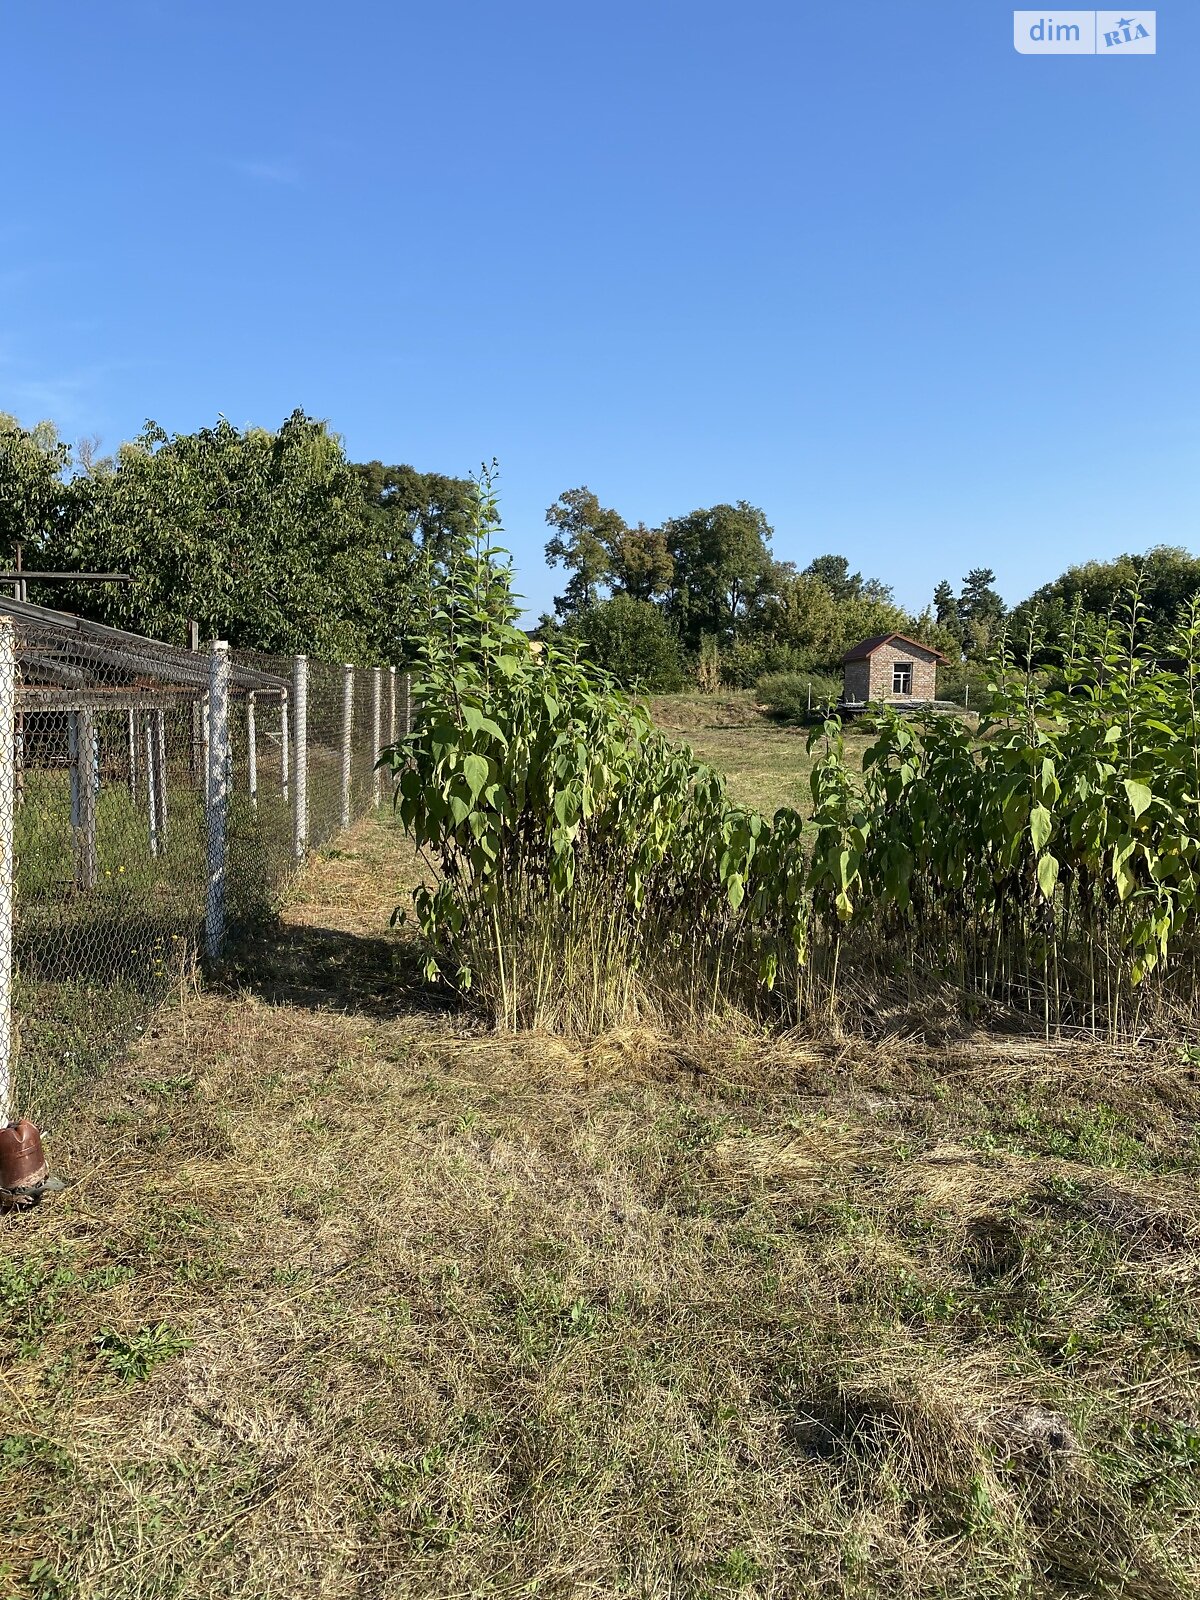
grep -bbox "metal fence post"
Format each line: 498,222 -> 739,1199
247,692 -> 258,813
0,619 -> 16,1120
293,655 -> 307,860
127,707 -> 138,802
371,667 -> 382,807
340,662 -> 354,829
205,641 -> 230,960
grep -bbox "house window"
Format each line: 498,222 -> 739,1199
892,661 -> 913,695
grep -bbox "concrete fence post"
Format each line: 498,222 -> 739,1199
340,662 -> 354,829
205,641 -> 230,960
371,667 -> 382,807
388,665 -> 397,747
247,692 -> 258,813
0,619 -> 17,1120
189,619 -> 203,787
402,670 -> 413,735
292,656 -> 308,860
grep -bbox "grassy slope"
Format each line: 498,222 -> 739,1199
3,814 -> 1200,1599
648,692 -> 868,817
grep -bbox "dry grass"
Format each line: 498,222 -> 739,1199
3,818 -> 1200,1598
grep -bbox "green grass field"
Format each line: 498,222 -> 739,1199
650,691 -> 869,816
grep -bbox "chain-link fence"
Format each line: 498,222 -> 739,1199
0,601 -> 411,1128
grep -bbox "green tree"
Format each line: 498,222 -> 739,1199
931,578 -> 964,649
662,501 -> 773,649
1013,546 -> 1200,654
545,487 -> 627,619
803,553 -> 862,602
352,461 -> 476,566
0,413 -> 75,565
609,521 -> 674,601
351,460 -> 478,658
933,579 -> 956,626
569,594 -> 685,691
759,571 -> 843,664
957,567 -> 1006,657
45,412 -> 379,657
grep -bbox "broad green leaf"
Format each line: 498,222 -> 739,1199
1124,779 -> 1152,819
1036,853 -> 1059,899
462,753 -> 489,798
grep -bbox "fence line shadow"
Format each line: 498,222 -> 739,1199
228,920 -> 450,1019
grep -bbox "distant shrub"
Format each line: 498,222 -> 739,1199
756,670 -> 842,721
571,595 -> 685,692
936,658 -> 995,713
721,640 -> 811,688
696,634 -> 722,694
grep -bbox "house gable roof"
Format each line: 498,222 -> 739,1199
841,632 -> 948,665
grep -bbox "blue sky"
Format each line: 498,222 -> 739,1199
1,2 -> 1195,621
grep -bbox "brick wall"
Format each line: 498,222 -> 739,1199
868,640 -> 938,701
842,642 -> 939,703
842,659 -> 872,702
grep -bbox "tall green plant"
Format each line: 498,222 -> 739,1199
381,475 -> 810,1030
805,591 -> 1200,1031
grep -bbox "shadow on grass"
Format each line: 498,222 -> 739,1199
227,920 -> 451,1020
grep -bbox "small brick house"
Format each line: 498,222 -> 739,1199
840,633 -> 946,705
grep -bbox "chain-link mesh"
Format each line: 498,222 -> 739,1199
304,659 -> 352,849
0,606 -> 407,1128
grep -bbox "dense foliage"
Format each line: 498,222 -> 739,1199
0,410 -> 473,661
537,480 -> 983,691
558,594 -> 687,692
805,593 -> 1200,1030
1010,544 -> 1200,660
390,494 -> 1200,1037
383,480 -> 812,1028
756,670 -> 843,720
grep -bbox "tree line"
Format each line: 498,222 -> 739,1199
0,410 -> 478,663
3,410 -> 1198,692
537,485 -> 1008,695
538,485 -> 1200,698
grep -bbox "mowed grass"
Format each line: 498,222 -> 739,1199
3,816 -> 1200,1598
649,692 -> 868,817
